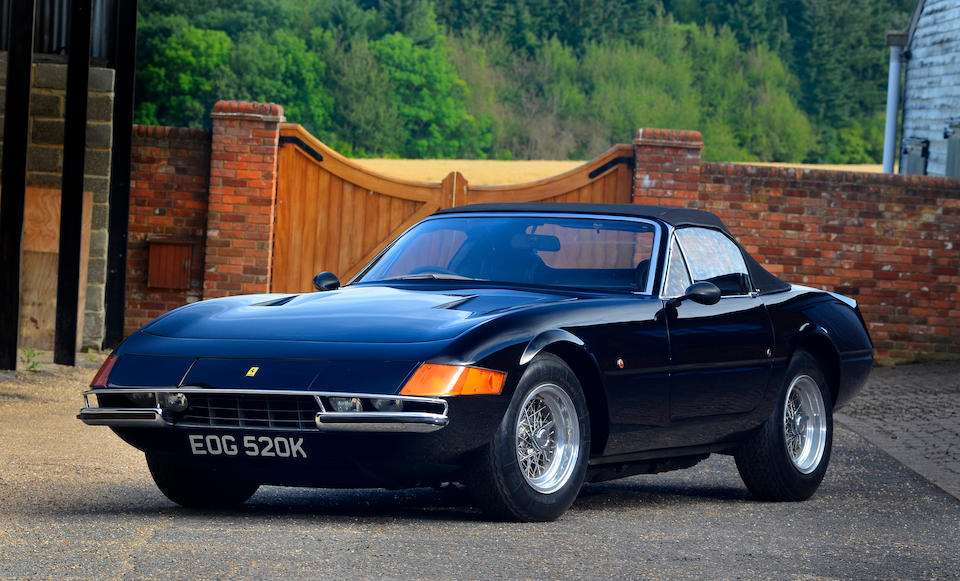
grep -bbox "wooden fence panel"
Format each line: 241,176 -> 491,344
273,125 -> 449,292
272,126 -> 635,293
462,144 -> 634,206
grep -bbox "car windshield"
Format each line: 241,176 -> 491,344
355,215 -> 659,292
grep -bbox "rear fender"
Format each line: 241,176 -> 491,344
792,323 -> 842,406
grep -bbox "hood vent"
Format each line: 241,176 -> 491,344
253,295 -> 298,307
433,295 -> 477,310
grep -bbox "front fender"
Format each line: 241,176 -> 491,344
519,329 -> 586,366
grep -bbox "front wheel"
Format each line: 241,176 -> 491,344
467,354 -> 590,521
146,454 -> 259,509
735,350 -> 833,501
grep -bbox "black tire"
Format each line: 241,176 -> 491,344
146,454 -> 259,509
735,349 -> 833,501
467,354 -> 590,521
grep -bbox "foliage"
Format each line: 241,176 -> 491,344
435,0 -> 663,51
134,0 -> 916,163
136,17 -> 235,127
230,29 -> 332,132
666,0 -> 916,162
371,32 -> 487,157
445,21 -> 814,161
19,348 -> 40,372
321,38 -> 402,156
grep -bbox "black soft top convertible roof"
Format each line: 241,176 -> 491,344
433,203 -> 791,294
434,203 -> 728,230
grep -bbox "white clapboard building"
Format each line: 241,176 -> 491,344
888,0 -> 960,177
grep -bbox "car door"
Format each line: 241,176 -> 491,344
663,228 -> 775,423
582,297 -> 672,455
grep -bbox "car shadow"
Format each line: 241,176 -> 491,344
574,479 -> 751,511
33,484 -> 485,522
38,476 -> 754,523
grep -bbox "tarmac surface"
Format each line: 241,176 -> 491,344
836,360 -> 960,501
0,355 -> 958,580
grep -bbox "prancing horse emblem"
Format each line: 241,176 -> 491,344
246,366 -> 259,377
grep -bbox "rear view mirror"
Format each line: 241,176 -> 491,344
313,271 -> 341,291
510,234 -> 561,252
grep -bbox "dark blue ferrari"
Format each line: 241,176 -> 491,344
80,203 -> 873,521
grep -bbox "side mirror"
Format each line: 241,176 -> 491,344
669,281 -> 721,307
313,271 -> 341,291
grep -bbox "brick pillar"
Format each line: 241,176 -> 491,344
632,128 -> 703,207
204,101 -> 284,298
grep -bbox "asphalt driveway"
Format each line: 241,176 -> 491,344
1,358 -> 957,580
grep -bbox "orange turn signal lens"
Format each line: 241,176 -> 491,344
400,363 -> 505,397
90,354 -> 118,388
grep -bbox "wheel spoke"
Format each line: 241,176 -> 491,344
514,383 -> 581,494
781,375 -> 827,474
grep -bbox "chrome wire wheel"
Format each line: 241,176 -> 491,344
515,383 -> 581,494
782,374 -> 827,474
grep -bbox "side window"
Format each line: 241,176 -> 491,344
674,228 -> 750,296
663,237 -> 691,297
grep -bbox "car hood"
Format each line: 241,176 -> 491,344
143,285 -> 574,343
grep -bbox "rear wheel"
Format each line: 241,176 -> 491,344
467,354 -> 590,521
146,454 -> 259,508
735,350 -> 833,501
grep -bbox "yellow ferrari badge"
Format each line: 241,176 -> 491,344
246,366 -> 259,377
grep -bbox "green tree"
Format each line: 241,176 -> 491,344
579,36 -> 701,151
664,0 -> 916,162
665,0 -> 792,54
446,31 -> 514,157
369,0 -> 442,44
231,29 -> 332,133
322,38 -> 403,155
435,0 -> 661,50
133,0 -> 906,163
686,26 -> 815,161
136,20 -> 236,127
139,0 -> 300,36
371,32 -> 487,157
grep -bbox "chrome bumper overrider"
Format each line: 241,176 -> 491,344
78,388 -> 449,433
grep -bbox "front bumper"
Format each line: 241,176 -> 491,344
79,388 -> 449,433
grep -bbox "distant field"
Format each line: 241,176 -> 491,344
351,159 -> 590,186
352,158 -> 885,186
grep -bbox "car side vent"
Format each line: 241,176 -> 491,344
253,295 -> 298,307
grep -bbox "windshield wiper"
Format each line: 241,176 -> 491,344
380,273 -> 478,281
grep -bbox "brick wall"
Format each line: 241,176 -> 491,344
203,101 -> 284,298
124,101 -> 283,334
125,126 -> 212,334
633,129 -> 960,364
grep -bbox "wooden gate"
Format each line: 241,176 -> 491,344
462,144 -> 634,206
272,124 -> 635,292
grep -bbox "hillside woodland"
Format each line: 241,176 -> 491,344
135,0 -> 916,163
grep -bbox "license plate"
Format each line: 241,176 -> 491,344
187,434 -> 307,458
